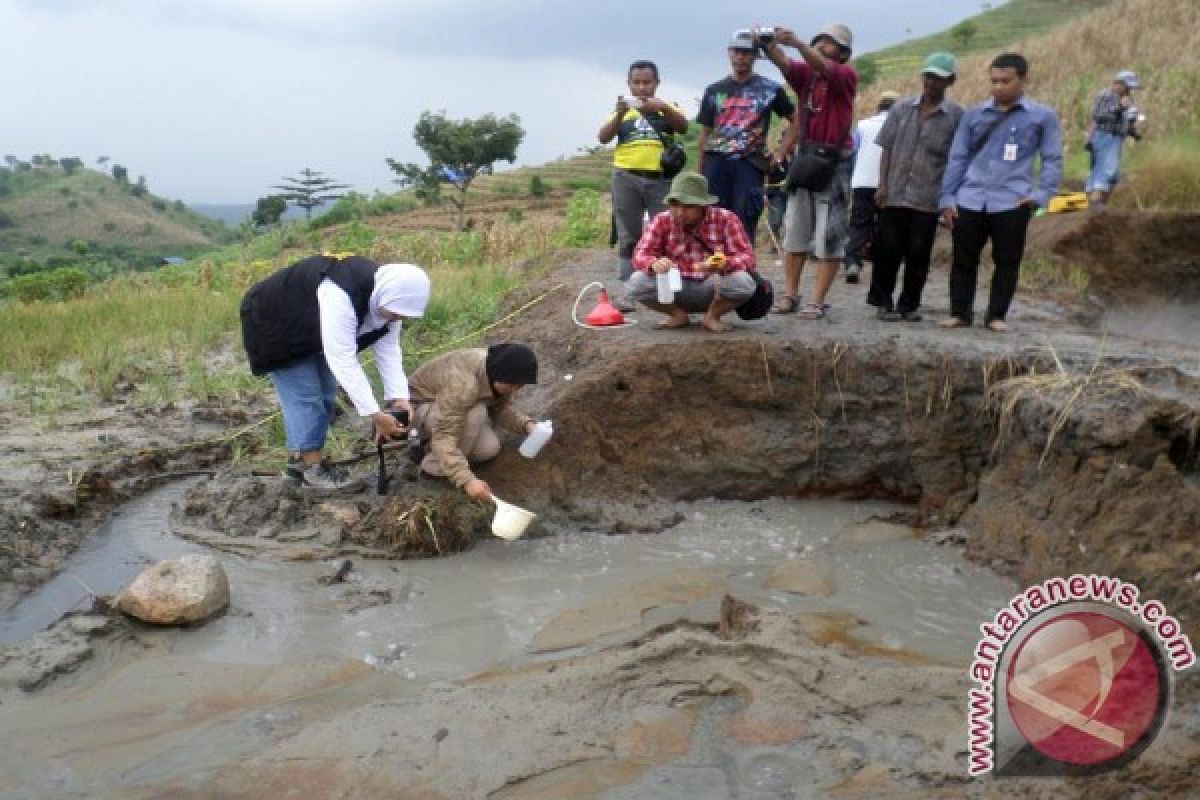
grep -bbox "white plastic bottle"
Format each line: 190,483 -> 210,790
519,420 -> 554,459
656,271 -> 674,304
667,265 -> 682,292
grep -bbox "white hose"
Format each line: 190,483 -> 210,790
571,281 -> 639,330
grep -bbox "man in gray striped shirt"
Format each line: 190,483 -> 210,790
868,52 -> 964,321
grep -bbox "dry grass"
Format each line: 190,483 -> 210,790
859,0 -> 1200,145
986,344 -> 1146,466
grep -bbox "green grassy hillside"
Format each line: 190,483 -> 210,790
0,162 -> 230,276
864,0 -> 1115,82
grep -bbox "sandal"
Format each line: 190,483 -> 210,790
771,294 -> 799,314
938,316 -> 970,329
797,303 -> 825,320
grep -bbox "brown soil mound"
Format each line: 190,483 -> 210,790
347,494 -> 488,557
1025,210 -> 1200,303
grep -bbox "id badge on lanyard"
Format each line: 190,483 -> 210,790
1003,127 -> 1019,162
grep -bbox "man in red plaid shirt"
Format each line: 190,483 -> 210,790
629,172 -> 756,332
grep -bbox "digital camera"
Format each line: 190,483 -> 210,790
753,27 -> 775,45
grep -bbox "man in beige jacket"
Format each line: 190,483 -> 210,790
408,343 -> 539,501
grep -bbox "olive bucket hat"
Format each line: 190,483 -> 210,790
665,172 -> 719,206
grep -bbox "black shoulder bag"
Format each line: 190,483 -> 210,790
640,108 -> 687,179
689,231 -> 773,321
786,74 -> 853,193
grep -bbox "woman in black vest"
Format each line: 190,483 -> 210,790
241,254 -> 430,490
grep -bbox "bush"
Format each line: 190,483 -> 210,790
2,267 -> 91,303
102,221 -> 118,232
0,210 -> 15,229
366,191 -> 417,216
529,174 -> 548,197
561,188 -> 607,247
330,220 -> 377,252
1114,136 -> 1200,210
312,192 -> 370,228
563,177 -> 609,192
151,199 -> 168,211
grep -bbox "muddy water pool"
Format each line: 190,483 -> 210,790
1,487 -> 1016,677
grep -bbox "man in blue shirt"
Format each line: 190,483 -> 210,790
938,52 -> 1063,332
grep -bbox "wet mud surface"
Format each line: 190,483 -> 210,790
2,210 -> 1200,797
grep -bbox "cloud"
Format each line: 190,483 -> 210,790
2,0 -> 969,200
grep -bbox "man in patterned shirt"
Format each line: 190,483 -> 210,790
628,172 -> 757,333
697,30 -> 797,243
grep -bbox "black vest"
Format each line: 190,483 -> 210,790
240,254 -> 392,375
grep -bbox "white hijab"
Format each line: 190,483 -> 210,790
370,263 -> 430,319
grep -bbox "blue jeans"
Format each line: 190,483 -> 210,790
703,154 -> 764,242
269,354 -> 339,452
1086,131 -> 1123,192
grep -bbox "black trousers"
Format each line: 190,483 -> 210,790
949,206 -> 1033,323
867,207 -> 939,313
844,187 -> 878,266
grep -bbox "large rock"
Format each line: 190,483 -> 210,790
117,554 -> 230,625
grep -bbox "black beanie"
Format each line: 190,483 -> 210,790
486,343 -> 538,385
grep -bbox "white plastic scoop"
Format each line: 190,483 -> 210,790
491,496 -> 536,540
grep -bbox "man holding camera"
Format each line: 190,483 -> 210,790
598,60 -> 690,312
407,344 -> 540,502
760,23 -> 858,319
696,30 -> 797,244
240,254 -> 430,491
1086,69 -> 1142,208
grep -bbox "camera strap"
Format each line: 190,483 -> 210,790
634,107 -> 677,148
794,73 -> 853,157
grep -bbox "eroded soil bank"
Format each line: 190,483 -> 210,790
2,210 -> 1200,797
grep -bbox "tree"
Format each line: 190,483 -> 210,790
273,167 -> 350,219
112,164 -> 128,183
130,175 -> 148,197
952,20 -> 979,50
387,110 -> 524,230
3,155 -> 16,168
252,194 -> 288,228
97,156 -> 110,166
60,157 -> 84,176
854,55 -> 881,89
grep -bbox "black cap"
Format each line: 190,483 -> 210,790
486,343 -> 538,385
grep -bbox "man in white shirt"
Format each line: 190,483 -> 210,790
240,254 -> 431,491
844,91 -> 897,283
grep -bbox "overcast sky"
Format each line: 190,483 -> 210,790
2,0 -> 983,203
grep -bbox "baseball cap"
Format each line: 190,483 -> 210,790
1116,69 -> 1140,89
921,52 -> 958,78
729,30 -> 758,50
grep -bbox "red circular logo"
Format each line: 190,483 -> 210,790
1005,611 -> 1164,766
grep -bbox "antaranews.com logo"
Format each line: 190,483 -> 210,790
967,574 -> 1195,777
